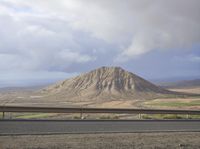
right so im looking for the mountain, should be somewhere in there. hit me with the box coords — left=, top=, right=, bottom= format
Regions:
left=159, top=79, right=200, bottom=89
left=41, top=66, right=179, bottom=101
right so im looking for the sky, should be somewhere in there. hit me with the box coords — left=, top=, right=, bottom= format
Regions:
left=0, top=0, right=200, bottom=87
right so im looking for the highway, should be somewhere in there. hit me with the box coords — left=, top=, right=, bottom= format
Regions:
left=0, top=120, right=200, bottom=135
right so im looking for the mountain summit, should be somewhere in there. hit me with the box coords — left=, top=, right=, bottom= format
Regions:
left=42, top=66, right=174, bottom=101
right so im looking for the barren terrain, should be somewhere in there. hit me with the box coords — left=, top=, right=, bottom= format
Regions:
left=0, top=132, right=200, bottom=149
left=0, top=87, right=199, bottom=110
left=0, top=67, right=199, bottom=110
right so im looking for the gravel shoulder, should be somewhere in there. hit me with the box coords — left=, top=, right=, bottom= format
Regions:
left=0, top=132, right=200, bottom=149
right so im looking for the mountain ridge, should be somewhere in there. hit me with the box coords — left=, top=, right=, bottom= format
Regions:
left=42, top=66, right=179, bottom=101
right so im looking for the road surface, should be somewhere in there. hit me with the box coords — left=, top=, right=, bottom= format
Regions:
left=0, top=120, right=200, bottom=135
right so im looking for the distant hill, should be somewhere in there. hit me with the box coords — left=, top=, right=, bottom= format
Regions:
left=159, top=79, right=200, bottom=89
left=0, top=85, right=48, bottom=93
left=42, top=66, right=181, bottom=101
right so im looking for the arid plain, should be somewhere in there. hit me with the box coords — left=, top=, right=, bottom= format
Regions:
left=0, top=67, right=199, bottom=120
left=0, top=67, right=200, bottom=149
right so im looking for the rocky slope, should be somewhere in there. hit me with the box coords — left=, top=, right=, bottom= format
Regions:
left=42, top=67, right=177, bottom=101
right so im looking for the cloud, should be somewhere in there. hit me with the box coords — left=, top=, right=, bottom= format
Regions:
left=188, top=54, right=200, bottom=62
left=58, top=49, right=95, bottom=63
left=4, top=0, right=199, bottom=61
left=0, top=0, right=199, bottom=76
left=189, top=55, right=200, bottom=62
left=0, top=1, right=97, bottom=72
left=174, top=54, right=200, bottom=63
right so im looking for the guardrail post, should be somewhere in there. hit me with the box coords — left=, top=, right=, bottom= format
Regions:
left=139, top=114, right=141, bottom=119
left=9, top=112, right=12, bottom=119
left=2, top=112, right=5, bottom=119
left=80, top=109, right=83, bottom=119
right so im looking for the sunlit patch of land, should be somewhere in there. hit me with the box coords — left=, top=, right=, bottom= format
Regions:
left=144, top=98, right=200, bottom=110
left=141, top=86, right=200, bottom=110
left=168, top=87, right=200, bottom=94
left=141, top=114, right=200, bottom=119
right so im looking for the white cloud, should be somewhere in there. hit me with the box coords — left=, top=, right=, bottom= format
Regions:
left=0, top=1, right=96, bottom=72
left=0, top=0, right=199, bottom=71
left=173, top=54, right=200, bottom=63
left=7, top=0, right=200, bottom=61
left=59, top=49, right=96, bottom=63
left=189, top=55, right=200, bottom=62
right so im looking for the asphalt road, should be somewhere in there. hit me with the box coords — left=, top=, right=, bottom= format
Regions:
left=0, top=120, right=200, bottom=135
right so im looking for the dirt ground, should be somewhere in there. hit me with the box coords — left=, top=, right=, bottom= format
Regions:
left=0, top=132, right=200, bottom=149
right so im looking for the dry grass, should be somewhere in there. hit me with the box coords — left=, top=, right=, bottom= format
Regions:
left=141, top=86, right=200, bottom=110
left=144, top=98, right=200, bottom=110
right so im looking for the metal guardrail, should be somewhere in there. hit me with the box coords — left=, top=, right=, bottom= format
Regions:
left=0, top=106, right=200, bottom=115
